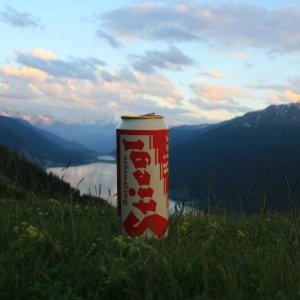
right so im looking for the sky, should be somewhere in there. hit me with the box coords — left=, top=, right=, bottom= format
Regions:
left=1, top=0, right=300, bottom=126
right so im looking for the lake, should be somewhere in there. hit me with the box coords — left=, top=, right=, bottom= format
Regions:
left=47, top=156, right=117, bottom=205
left=47, top=156, right=184, bottom=211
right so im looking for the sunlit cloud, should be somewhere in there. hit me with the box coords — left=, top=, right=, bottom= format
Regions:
left=0, top=48, right=185, bottom=124
left=201, top=70, right=227, bottom=79
left=0, top=82, right=9, bottom=91
left=191, top=83, right=243, bottom=102
left=284, top=90, right=300, bottom=103
left=189, top=81, right=249, bottom=113
left=190, top=97, right=250, bottom=113
left=31, top=48, right=56, bottom=60
left=2, top=66, right=47, bottom=81
left=16, top=50, right=105, bottom=80
left=215, top=52, right=252, bottom=59
left=180, top=111, right=225, bottom=122
left=266, top=91, right=281, bottom=104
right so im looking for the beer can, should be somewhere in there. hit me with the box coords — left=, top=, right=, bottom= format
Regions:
left=116, top=114, right=169, bottom=238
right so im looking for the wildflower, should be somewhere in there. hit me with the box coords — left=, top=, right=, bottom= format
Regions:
left=26, top=225, right=44, bottom=241
left=180, top=221, right=190, bottom=234
left=49, top=198, right=59, bottom=205
left=114, top=236, right=127, bottom=249
left=13, top=226, right=20, bottom=234
left=26, top=225, right=39, bottom=239
left=237, top=230, right=245, bottom=238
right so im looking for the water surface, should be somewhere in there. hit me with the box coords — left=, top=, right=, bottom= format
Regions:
left=47, top=156, right=191, bottom=211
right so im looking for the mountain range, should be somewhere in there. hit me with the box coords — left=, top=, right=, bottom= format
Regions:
left=170, top=103, right=300, bottom=211
left=0, top=116, right=100, bottom=167
left=37, top=122, right=116, bottom=153
left=2, top=103, right=300, bottom=211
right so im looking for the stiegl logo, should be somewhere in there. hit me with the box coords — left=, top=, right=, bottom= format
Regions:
left=122, top=138, right=168, bottom=237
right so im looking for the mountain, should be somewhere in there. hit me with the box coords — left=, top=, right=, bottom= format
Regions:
left=170, top=103, right=300, bottom=212
left=0, top=116, right=100, bottom=167
left=16, top=118, right=89, bottom=152
left=37, top=123, right=116, bottom=153
left=169, top=124, right=211, bottom=147
left=38, top=122, right=211, bottom=154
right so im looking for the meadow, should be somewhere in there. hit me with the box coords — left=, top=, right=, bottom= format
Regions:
left=1, top=196, right=300, bottom=300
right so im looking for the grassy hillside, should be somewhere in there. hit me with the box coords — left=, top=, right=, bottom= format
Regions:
left=1, top=145, right=300, bottom=299
left=1, top=199, right=300, bottom=299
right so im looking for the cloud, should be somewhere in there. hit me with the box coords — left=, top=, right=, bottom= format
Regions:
left=266, top=91, right=281, bottom=104
left=98, top=2, right=300, bottom=52
left=191, top=83, right=243, bottom=102
left=16, top=51, right=106, bottom=80
left=251, top=77, right=300, bottom=105
left=0, top=6, right=42, bottom=29
left=96, top=29, right=123, bottom=48
left=132, top=46, right=194, bottom=73
left=18, top=113, right=57, bottom=125
left=265, top=89, right=300, bottom=105
left=244, top=62, right=254, bottom=70
left=100, top=67, right=138, bottom=83
left=2, top=66, right=47, bottom=81
left=134, top=72, right=183, bottom=105
left=0, top=74, right=36, bottom=100
left=31, top=48, right=56, bottom=60
left=200, top=70, right=227, bottom=79
left=146, top=25, right=200, bottom=42
left=190, top=97, right=250, bottom=113
left=246, top=83, right=287, bottom=91
left=284, top=90, right=300, bottom=103
left=0, top=50, right=184, bottom=123
left=100, top=2, right=199, bottom=43
left=189, top=82, right=249, bottom=113
left=179, top=111, right=223, bottom=123
left=215, top=52, right=252, bottom=59
left=0, top=110, right=58, bottom=125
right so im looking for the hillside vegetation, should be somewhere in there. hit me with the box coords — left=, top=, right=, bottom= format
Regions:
left=0, top=145, right=103, bottom=203
left=1, top=146, right=300, bottom=299
left=1, top=198, right=300, bottom=299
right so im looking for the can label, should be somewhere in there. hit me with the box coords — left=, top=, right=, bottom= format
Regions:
left=117, top=129, right=168, bottom=237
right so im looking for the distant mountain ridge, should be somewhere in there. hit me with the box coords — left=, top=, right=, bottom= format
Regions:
left=38, top=121, right=214, bottom=153
left=169, top=124, right=210, bottom=147
left=37, top=123, right=117, bottom=153
left=0, top=116, right=100, bottom=167
left=170, top=103, right=300, bottom=211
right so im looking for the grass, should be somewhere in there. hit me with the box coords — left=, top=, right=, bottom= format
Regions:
left=1, top=197, right=300, bottom=300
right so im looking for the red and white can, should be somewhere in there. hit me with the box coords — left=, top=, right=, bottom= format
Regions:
left=116, top=114, right=169, bottom=238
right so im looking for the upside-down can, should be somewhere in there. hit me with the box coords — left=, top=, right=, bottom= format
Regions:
left=116, top=114, right=169, bottom=238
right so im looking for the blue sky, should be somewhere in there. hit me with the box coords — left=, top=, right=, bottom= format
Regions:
left=1, top=0, right=300, bottom=125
